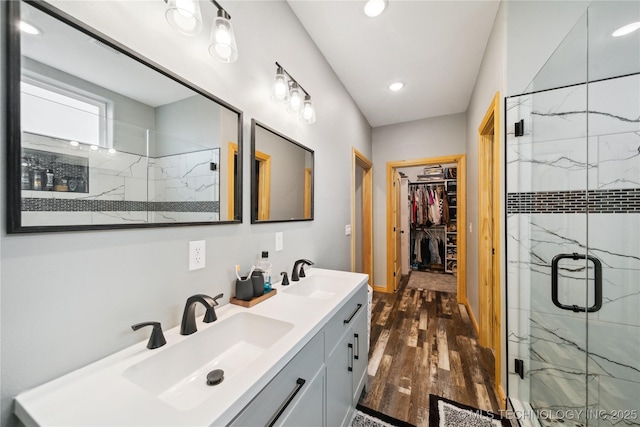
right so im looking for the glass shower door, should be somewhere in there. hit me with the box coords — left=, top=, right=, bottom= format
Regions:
left=585, top=3, right=640, bottom=426
left=507, top=3, right=640, bottom=426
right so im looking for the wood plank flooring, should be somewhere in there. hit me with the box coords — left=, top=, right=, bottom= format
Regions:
left=359, top=274, right=502, bottom=427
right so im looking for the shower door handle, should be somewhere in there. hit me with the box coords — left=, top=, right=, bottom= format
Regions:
left=551, top=253, right=602, bottom=313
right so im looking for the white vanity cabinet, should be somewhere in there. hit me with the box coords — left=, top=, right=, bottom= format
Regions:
left=229, top=283, right=368, bottom=427
left=326, top=286, right=369, bottom=427
left=228, top=332, right=325, bottom=427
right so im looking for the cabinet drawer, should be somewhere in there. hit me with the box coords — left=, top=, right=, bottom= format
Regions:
left=229, top=331, right=324, bottom=427
left=324, top=285, right=367, bottom=359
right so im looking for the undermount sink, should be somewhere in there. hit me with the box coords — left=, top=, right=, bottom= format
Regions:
left=282, top=275, right=349, bottom=300
left=122, top=312, right=294, bottom=411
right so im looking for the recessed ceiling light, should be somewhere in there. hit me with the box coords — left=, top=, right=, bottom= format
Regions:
left=612, top=21, right=640, bottom=37
left=19, top=20, right=41, bottom=35
left=69, top=141, right=80, bottom=147
left=389, top=82, right=404, bottom=91
left=364, top=0, right=387, bottom=18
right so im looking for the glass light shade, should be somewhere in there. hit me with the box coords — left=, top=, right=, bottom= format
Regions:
left=272, top=68, right=288, bottom=103
left=364, top=0, right=387, bottom=17
left=165, top=0, right=203, bottom=36
left=288, top=83, right=303, bottom=113
left=19, top=20, right=41, bottom=35
left=612, top=21, right=640, bottom=37
left=300, top=96, right=316, bottom=124
left=208, top=11, right=238, bottom=63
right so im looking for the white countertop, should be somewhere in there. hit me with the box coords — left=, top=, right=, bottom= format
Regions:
left=14, top=268, right=369, bottom=427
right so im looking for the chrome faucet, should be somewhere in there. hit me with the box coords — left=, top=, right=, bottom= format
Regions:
left=291, top=259, right=314, bottom=282
left=180, top=293, right=223, bottom=335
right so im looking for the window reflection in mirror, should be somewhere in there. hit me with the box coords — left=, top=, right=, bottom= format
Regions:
left=7, top=1, right=242, bottom=232
left=250, top=120, right=313, bottom=223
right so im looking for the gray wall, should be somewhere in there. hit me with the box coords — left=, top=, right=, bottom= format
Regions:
left=155, top=95, right=223, bottom=157
left=0, top=1, right=371, bottom=426
left=371, top=113, right=467, bottom=288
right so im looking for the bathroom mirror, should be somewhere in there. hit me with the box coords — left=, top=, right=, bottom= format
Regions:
left=250, top=120, right=313, bottom=223
left=5, top=1, right=243, bottom=233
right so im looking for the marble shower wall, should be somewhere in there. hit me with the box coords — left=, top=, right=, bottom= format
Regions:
left=21, top=134, right=220, bottom=226
left=506, top=74, right=640, bottom=427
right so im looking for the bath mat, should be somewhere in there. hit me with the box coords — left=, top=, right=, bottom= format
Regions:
left=406, top=271, right=456, bottom=293
left=351, top=404, right=416, bottom=427
left=429, top=395, right=511, bottom=427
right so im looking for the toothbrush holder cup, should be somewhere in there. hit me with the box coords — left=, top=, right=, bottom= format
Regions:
left=235, top=276, right=254, bottom=301
left=251, top=270, right=265, bottom=297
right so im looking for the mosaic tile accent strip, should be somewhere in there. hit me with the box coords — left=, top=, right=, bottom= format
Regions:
left=22, top=198, right=219, bottom=213
left=507, top=188, right=640, bottom=214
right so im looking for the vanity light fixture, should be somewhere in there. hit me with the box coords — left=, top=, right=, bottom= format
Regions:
left=271, top=62, right=316, bottom=124
left=208, top=6, right=238, bottom=63
left=288, top=82, right=303, bottom=113
left=272, top=66, right=288, bottom=103
left=165, top=0, right=203, bottom=36
left=165, top=0, right=238, bottom=63
left=19, top=20, right=41, bottom=35
left=364, top=0, right=387, bottom=18
left=300, top=95, right=316, bottom=124
left=612, top=21, right=640, bottom=37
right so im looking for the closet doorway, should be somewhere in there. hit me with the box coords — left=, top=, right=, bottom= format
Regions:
left=385, top=155, right=467, bottom=304
left=351, top=148, right=373, bottom=283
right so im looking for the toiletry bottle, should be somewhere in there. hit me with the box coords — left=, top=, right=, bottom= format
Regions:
left=21, top=157, right=31, bottom=190
left=44, top=168, right=54, bottom=191
left=257, top=251, right=272, bottom=293
left=31, top=160, right=42, bottom=191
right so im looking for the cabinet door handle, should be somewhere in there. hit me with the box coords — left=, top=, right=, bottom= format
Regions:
left=348, top=343, right=353, bottom=372
left=354, top=333, right=360, bottom=360
left=343, top=303, right=363, bottom=324
left=267, top=378, right=306, bottom=427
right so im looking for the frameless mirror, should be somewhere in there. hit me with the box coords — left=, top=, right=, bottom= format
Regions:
left=6, top=1, right=243, bottom=233
left=250, top=120, right=313, bottom=223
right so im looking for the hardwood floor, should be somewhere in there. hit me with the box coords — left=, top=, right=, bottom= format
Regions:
left=359, top=274, right=502, bottom=427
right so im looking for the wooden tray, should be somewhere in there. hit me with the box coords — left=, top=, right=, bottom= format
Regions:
left=230, top=289, right=277, bottom=308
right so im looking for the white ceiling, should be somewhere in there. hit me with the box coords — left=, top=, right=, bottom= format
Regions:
left=287, top=0, right=501, bottom=127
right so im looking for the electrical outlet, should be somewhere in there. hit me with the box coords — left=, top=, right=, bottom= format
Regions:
left=189, top=240, right=206, bottom=271
left=345, top=224, right=352, bottom=236
left=275, top=232, right=283, bottom=251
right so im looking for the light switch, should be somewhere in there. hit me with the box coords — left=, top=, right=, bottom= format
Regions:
left=275, top=232, right=283, bottom=251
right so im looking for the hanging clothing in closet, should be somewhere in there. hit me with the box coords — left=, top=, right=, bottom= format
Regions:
left=410, top=228, right=446, bottom=270
left=410, top=184, right=449, bottom=227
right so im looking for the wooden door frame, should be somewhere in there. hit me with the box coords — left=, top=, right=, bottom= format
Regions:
left=351, top=148, right=373, bottom=285
left=255, top=150, right=271, bottom=221
left=385, top=155, right=467, bottom=302
left=228, top=142, right=238, bottom=221
left=392, top=170, right=402, bottom=291
left=478, top=92, right=503, bottom=405
left=304, top=168, right=312, bottom=219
